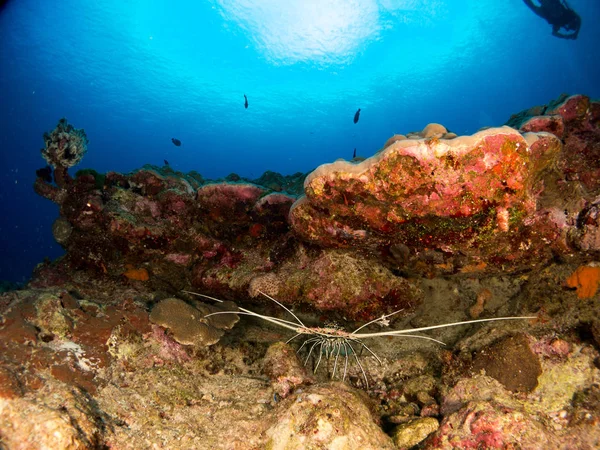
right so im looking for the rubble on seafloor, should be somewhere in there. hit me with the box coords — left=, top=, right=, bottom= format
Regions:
left=0, top=94, right=599, bottom=448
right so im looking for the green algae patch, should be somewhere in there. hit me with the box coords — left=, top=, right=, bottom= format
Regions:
left=526, top=346, right=597, bottom=414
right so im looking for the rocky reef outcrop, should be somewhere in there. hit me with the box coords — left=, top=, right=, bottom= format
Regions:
left=30, top=94, right=600, bottom=319
left=0, top=94, right=598, bottom=448
left=1, top=259, right=599, bottom=449
left=291, top=126, right=560, bottom=269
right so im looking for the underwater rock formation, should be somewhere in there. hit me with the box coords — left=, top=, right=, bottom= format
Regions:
left=5, top=93, right=598, bottom=449
left=507, top=94, right=600, bottom=195
left=1, top=269, right=598, bottom=449
left=30, top=95, right=600, bottom=319
left=290, top=124, right=563, bottom=273
left=32, top=160, right=418, bottom=319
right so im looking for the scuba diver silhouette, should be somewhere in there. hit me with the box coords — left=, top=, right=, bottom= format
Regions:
left=523, top=0, right=581, bottom=39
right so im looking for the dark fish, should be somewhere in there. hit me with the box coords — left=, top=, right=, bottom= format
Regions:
left=353, top=108, right=361, bottom=124
left=164, top=159, right=170, bottom=166
left=36, top=165, right=52, bottom=183
left=353, top=148, right=356, bottom=158
left=171, top=138, right=181, bottom=146
left=244, top=94, right=248, bottom=109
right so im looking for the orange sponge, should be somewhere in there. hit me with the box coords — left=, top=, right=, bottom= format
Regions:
left=566, top=265, right=600, bottom=299
left=123, top=267, right=149, bottom=281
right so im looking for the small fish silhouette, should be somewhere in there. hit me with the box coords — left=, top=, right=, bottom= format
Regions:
left=353, top=108, right=361, bottom=124
left=244, top=94, right=248, bottom=109
left=36, top=165, right=52, bottom=183
left=164, top=159, right=170, bottom=166
left=171, top=138, right=181, bottom=146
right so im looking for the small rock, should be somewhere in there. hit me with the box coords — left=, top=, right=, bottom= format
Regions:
left=262, top=342, right=314, bottom=397
left=264, top=382, right=394, bottom=449
left=471, top=333, right=541, bottom=393
left=33, top=293, right=74, bottom=338
left=391, top=417, right=439, bottom=449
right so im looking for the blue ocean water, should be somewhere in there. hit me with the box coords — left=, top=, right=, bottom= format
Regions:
left=0, top=0, right=599, bottom=284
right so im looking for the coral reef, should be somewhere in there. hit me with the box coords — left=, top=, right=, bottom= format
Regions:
left=32, top=160, right=418, bottom=319
left=41, top=118, right=88, bottom=169
left=10, top=93, right=599, bottom=447
left=1, top=256, right=598, bottom=448
left=290, top=124, right=562, bottom=273
left=29, top=94, right=600, bottom=319
left=507, top=94, right=600, bottom=197
left=34, top=118, right=89, bottom=208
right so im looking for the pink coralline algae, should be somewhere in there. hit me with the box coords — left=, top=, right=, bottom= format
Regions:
left=165, top=253, right=192, bottom=265
left=290, top=125, right=562, bottom=273
left=428, top=401, right=562, bottom=449
left=508, top=93, right=600, bottom=196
